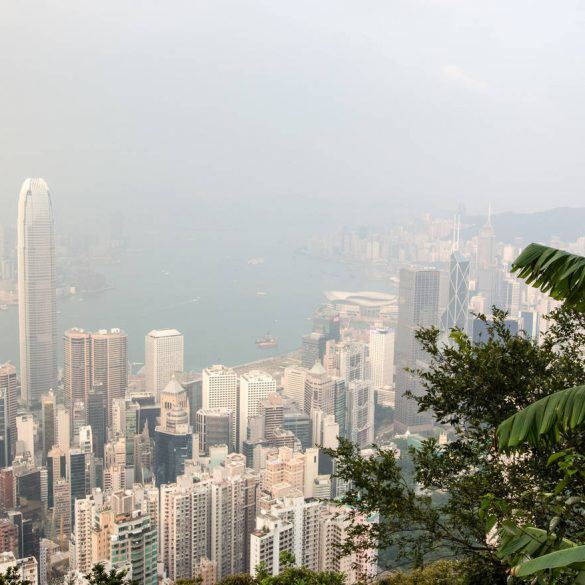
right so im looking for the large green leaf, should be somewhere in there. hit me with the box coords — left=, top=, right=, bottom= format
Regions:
left=511, top=545, right=585, bottom=577
left=498, top=524, right=575, bottom=559
left=497, top=385, right=585, bottom=450
left=511, top=243, right=585, bottom=311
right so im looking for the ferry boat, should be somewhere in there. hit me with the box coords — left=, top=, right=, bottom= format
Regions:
left=255, top=333, right=278, bottom=349
left=0, top=305, right=7, bottom=311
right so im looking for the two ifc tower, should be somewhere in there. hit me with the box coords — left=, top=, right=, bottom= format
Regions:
left=17, top=178, right=58, bottom=405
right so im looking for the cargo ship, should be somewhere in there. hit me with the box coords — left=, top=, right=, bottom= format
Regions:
left=255, top=333, right=278, bottom=349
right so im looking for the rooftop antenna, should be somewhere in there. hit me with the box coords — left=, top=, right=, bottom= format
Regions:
left=486, top=203, right=492, bottom=227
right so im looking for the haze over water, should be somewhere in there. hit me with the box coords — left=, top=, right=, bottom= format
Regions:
left=0, top=202, right=385, bottom=371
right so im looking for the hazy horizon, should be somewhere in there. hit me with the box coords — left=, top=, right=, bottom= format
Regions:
left=2, top=1, right=585, bottom=223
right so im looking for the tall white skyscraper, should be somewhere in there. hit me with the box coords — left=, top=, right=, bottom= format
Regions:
left=202, top=365, right=238, bottom=447
left=238, top=371, right=276, bottom=450
left=282, top=366, right=307, bottom=409
left=17, top=178, right=57, bottom=404
left=369, top=327, right=395, bottom=390
left=145, top=329, right=184, bottom=400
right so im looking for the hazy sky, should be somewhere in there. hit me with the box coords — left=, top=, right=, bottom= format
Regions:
left=1, top=1, right=585, bottom=225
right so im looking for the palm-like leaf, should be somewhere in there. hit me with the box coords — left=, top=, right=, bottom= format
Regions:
left=511, top=243, right=585, bottom=311
left=497, top=385, right=585, bottom=450
left=511, top=545, right=585, bottom=578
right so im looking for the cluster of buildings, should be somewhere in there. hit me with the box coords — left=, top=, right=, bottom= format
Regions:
left=0, top=179, right=378, bottom=585
left=0, top=179, right=567, bottom=585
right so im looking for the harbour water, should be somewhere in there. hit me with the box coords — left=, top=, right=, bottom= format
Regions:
left=0, top=214, right=386, bottom=372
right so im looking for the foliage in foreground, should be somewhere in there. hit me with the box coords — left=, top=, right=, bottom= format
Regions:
left=380, top=559, right=467, bottom=584
left=0, top=567, right=29, bottom=585
left=218, top=554, right=344, bottom=585
left=326, top=306, right=585, bottom=584
left=85, top=565, right=132, bottom=585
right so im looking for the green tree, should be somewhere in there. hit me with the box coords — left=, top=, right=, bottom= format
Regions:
left=0, top=567, right=30, bottom=585
left=327, top=305, right=585, bottom=584
left=381, top=560, right=466, bottom=584
left=482, top=243, right=585, bottom=583
left=85, top=564, right=132, bottom=585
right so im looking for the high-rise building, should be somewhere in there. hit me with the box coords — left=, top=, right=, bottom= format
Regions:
left=15, top=415, right=34, bottom=458
left=304, top=363, right=334, bottom=418
left=282, top=366, right=307, bottom=409
left=301, top=333, right=326, bottom=369
left=145, top=329, right=184, bottom=400
left=51, top=479, right=71, bottom=546
left=477, top=208, right=496, bottom=270
left=160, top=476, right=211, bottom=581
left=40, top=392, right=56, bottom=464
left=0, top=363, right=17, bottom=466
left=250, top=490, right=321, bottom=577
left=259, top=394, right=284, bottom=441
left=110, top=512, right=157, bottom=585
left=394, top=267, right=439, bottom=433
left=369, top=328, right=394, bottom=390
left=55, top=405, right=70, bottom=453
left=63, top=329, right=92, bottom=410
left=202, top=365, right=238, bottom=448
left=91, top=329, right=128, bottom=426
left=210, top=455, right=258, bottom=580
left=160, top=377, right=189, bottom=431
left=347, top=380, right=375, bottom=449
left=238, top=371, right=276, bottom=450
left=336, top=341, right=367, bottom=384
left=318, top=504, right=377, bottom=584
left=0, top=391, right=11, bottom=469
left=87, top=385, right=106, bottom=458
left=154, top=401, right=193, bottom=486
left=312, top=304, right=341, bottom=342
left=17, top=178, right=58, bottom=405
left=71, top=497, right=93, bottom=574
left=196, top=408, right=234, bottom=454
left=443, top=251, right=470, bottom=332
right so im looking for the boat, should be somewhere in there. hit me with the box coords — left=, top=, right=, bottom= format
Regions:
left=247, top=257, right=265, bottom=266
left=256, top=333, right=278, bottom=349
left=0, top=305, right=7, bottom=311
left=256, top=291, right=267, bottom=297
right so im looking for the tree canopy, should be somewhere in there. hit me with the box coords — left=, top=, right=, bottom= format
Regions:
left=327, top=306, right=585, bottom=584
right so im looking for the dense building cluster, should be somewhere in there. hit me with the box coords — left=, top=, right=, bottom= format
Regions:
left=0, top=180, right=568, bottom=585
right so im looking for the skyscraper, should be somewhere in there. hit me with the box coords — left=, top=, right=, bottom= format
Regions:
left=63, top=329, right=92, bottom=409
left=0, top=364, right=17, bottom=465
left=369, top=328, right=394, bottom=390
left=238, top=371, right=276, bottom=450
left=195, top=408, right=234, bottom=454
left=202, top=365, right=238, bottom=447
left=145, top=329, right=184, bottom=400
left=394, top=267, right=439, bottom=433
left=443, top=252, right=470, bottom=332
left=301, top=333, right=326, bottom=369
left=91, top=329, right=128, bottom=426
left=40, top=392, right=56, bottom=464
left=17, top=178, right=57, bottom=405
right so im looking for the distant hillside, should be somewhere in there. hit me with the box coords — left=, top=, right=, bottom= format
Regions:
left=463, top=207, right=585, bottom=244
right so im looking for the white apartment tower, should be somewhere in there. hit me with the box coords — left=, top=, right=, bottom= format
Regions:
left=281, top=366, right=307, bottom=410
left=238, top=371, right=276, bottom=450
left=202, top=365, right=238, bottom=448
left=17, top=178, right=58, bottom=405
left=369, top=327, right=394, bottom=390
left=145, top=329, right=184, bottom=400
